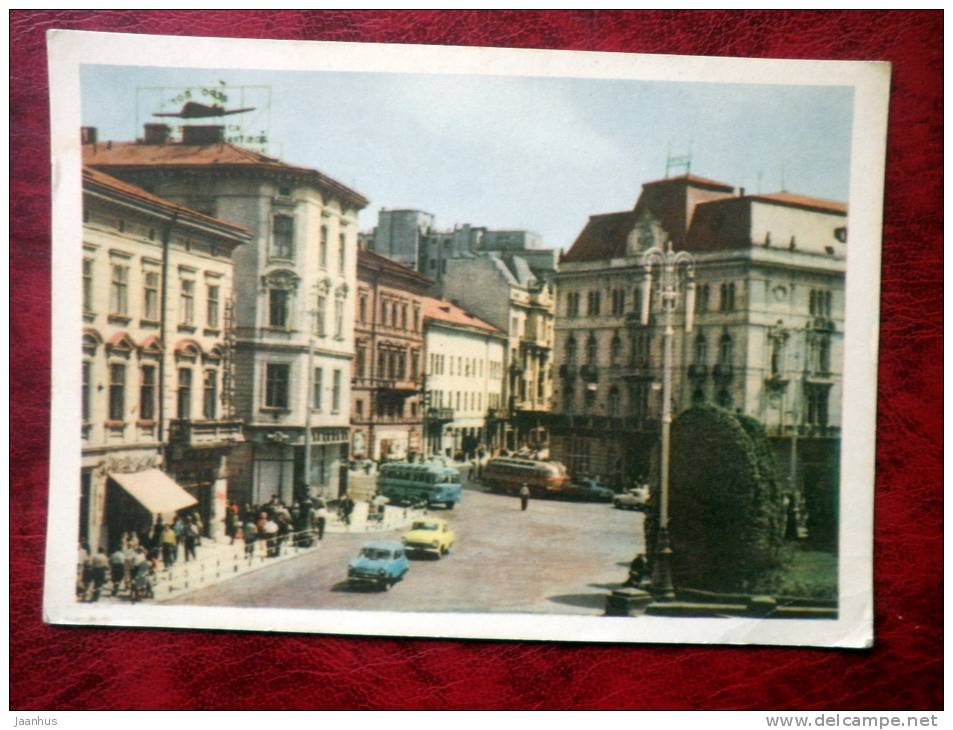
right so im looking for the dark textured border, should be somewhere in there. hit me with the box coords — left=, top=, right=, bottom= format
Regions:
left=11, top=10, right=941, bottom=710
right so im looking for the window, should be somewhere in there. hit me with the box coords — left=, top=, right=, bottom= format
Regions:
left=108, top=364, right=126, bottom=421
left=180, top=279, right=195, bottom=325
left=718, top=333, right=733, bottom=368
left=334, top=297, right=344, bottom=338
left=610, top=333, right=623, bottom=365
left=177, top=368, right=192, bottom=420
left=695, top=284, right=710, bottom=313
left=566, top=335, right=577, bottom=363
left=202, top=370, right=217, bottom=420
left=272, top=215, right=294, bottom=259
left=265, top=364, right=290, bottom=409
left=566, top=292, right=580, bottom=318
left=611, top=289, right=625, bottom=316
left=312, top=367, right=323, bottom=410
left=380, top=299, right=388, bottom=326
left=694, top=333, right=707, bottom=364
left=716, top=388, right=732, bottom=409
left=805, top=384, right=830, bottom=426
left=586, top=333, right=597, bottom=364
left=719, top=283, right=736, bottom=312
left=809, top=289, right=833, bottom=318
left=583, top=384, right=596, bottom=410
left=631, top=332, right=651, bottom=366
left=206, top=285, right=220, bottom=328
left=587, top=290, right=601, bottom=317
left=411, top=351, right=419, bottom=378
left=319, top=225, right=328, bottom=268
left=608, top=386, right=621, bottom=417
left=413, top=307, right=420, bottom=331
left=338, top=233, right=346, bottom=275
left=83, top=259, right=94, bottom=312
left=140, top=365, right=156, bottom=421
left=315, top=294, right=327, bottom=337
left=356, top=400, right=363, bottom=418
left=269, top=288, right=289, bottom=328
left=630, top=382, right=650, bottom=420
left=359, top=295, right=367, bottom=323
left=332, top=369, right=342, bottom=413
left=110, top=264, right=128, bottom=315
left=356, top=345, right=366, bottom=379
left=142, top=270, right=159, bottom=321
left=82, top=361, right=91, bottom=422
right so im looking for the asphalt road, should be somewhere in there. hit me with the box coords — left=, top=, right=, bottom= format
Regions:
left=173, top=481, right=646, bottom=616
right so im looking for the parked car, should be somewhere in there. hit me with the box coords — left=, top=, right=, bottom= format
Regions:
left=558, top=479, right=615, bottom=502
left=347, top=540, right=409, bottom=590
left=613, top=485, right=650, bottom=511
left=402, top=518, right=455, bottom=558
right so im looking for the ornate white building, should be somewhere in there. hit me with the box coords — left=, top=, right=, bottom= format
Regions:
left=84, top=124, right=368, bottom=504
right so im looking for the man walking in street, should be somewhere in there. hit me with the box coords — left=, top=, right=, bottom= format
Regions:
left=519, top=483, right=531, bottom=512
left=315, top=499, right=327, bottom=541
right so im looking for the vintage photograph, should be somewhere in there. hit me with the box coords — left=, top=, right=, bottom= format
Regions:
left=45, top=31, right=888, bottom=646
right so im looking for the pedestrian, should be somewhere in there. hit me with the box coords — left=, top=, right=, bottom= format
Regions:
left=161, top=523, right=177, bottom=568
left=90, top=548, right=110, bottom=602
left=192, top=512, right=204, bottom=546
left=626, top=554, right=647, bottom=587
left=315, top=500, right=327, bottom=541
left=130, top=548, right=152, bottom=602
left=225, top=502, right=239, bottom=545
left=184, top=517, right=198, bottom=562
left=264, top=516, right=279, bottom=557
left=109, top=546, right=126, bottom=596
left=77, top=542, right=90, bottom=599
left=243, top=518, right=257, bottom=559
left=519, top=483, right=530, bottom=511
left=172, top=515, right=185, bottom=553
left=151, top=517, right=165, bottom=551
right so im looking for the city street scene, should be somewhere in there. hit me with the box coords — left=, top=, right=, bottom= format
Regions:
left=66, top=51, right=853, bottom=631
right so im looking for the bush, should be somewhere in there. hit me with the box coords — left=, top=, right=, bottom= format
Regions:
left=667, top=405, right=787, bottom=592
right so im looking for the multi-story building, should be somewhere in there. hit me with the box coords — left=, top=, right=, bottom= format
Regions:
left=351, top=248, right=433, bottom=462
left=422, top=297, right=506, bottom=457
left=362, top=208, right=557, bottom=287
left=441, top=254, right=556, bottom=451
left=84, top=124, right=368, bottom=505
left=81, top=166, right=250, bottom=550
left=550, top=174, right=845, bottom=528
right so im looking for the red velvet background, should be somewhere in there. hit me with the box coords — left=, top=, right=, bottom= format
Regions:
left=10, top=11, right=942, bottom=710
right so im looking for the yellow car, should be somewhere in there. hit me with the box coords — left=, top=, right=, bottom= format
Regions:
left=401, top=518, right=455, bottom=558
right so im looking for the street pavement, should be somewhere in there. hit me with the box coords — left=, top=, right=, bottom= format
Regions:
left=171, top=480, right=646, bottom=616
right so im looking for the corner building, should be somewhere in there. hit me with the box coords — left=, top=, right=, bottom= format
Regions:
left=85, top=125, right=368, bottom=505
left=81, top=167, right=250, bottom=550
left=551, top=175, right=844, bottom=541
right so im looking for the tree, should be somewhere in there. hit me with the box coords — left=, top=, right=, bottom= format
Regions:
left=667, top=405, right=786, bottom=592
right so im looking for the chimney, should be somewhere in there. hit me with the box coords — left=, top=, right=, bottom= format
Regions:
left=143, top=123, right=171, bottom=145
left=182, top=125, right=225, bottom=145
left=80, top=127, right=97, bottom=145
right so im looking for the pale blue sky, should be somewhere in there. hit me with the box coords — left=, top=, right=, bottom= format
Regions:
left=81, top=65, right=853, bottom=250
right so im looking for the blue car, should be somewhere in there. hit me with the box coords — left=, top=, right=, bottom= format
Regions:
left=347, top=540, right=410, bottom=591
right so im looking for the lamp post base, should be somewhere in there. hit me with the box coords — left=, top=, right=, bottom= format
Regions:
left=651, top=528, right=676, bottom=602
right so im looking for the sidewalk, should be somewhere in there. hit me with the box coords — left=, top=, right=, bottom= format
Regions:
left=83, top=501, right=428, bottom=604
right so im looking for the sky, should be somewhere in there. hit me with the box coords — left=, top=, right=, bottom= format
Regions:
left=81, top=65, right=853, bottom=250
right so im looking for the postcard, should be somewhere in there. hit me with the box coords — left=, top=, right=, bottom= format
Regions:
left=44, top=29, right=889, bottom=647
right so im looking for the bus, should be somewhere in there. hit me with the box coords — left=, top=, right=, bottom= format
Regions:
left=377, top=461, right=463, bottom=510
left=481, top=457, right=570, bottom=497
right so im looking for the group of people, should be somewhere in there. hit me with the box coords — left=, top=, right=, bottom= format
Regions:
left=224, top=495, right=330, bottom=559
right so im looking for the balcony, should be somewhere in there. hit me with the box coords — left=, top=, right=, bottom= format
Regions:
left=618, top=364, right=656, bottom=381
left=168, top=419, right=244, bottom=448
left=375, top=376, right=423, bottom=395
left=426, top=407, right=455, bottom=422
left=764, top=373, right=790, bottom=391
left=804, top=370, right=834, bottom=385
left=580, top=363, right=599, bottom=383
left=558, top=363, right=577, bottom=381
left=712, top=363, right=734, bottom=382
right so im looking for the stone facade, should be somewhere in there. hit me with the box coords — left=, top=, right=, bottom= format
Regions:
left=351, top=248, right=432, bottom=462
left=421, top=298, right=506, bottom=456
left=85, top=130, right=368, bottom=505
left=551, top=175, right=845, bottom=532
left=81, top=167, right=249, bottom=550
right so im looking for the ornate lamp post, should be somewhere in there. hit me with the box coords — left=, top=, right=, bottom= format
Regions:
left=640, top=239, right=695, bottom=601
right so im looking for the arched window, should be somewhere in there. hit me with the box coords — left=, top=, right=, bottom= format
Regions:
left=607, top=386, right=621, bottom=417
left=716, top=388, right=732, bottom=409
left=694, top=333, right=707, bottom=364
left=718, top=333, right=733, bottom=366
left=586, top=333, right=597, bottom=364
left=610, top=332, right=623, bottom=365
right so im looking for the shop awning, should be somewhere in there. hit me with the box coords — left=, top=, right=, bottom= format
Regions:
left=108, top=469, right=198, bottom=515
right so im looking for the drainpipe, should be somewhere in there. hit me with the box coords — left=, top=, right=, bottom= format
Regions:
left=159, top=213, right=179, bottom=448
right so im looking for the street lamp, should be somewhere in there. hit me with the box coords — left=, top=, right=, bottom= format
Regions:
left=641, top=239, right=695, bottom=601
